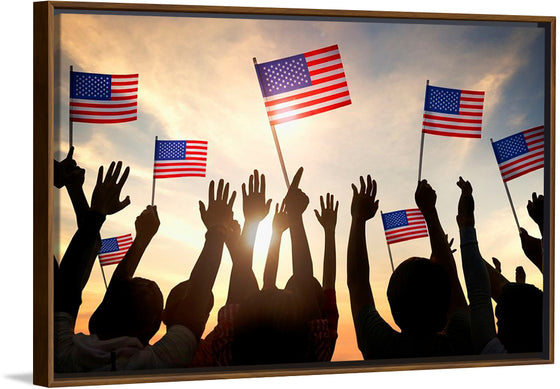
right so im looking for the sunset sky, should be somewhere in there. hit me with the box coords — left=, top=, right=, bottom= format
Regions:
left=52, top=8, right=546, bottom=362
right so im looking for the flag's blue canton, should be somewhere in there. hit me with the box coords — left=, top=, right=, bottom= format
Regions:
left=70, top=72, right=112, bottom=101
left=155, top=140, right=187, bottom=160
left=492, top=133, right=529, bottom=164
left=425, top=85, right=461, bottom=114
left=382, top=210, right=409, bottom=230
left=99, top=237, right=119, bottom=254
left=256, top=54, right=311, bottom=97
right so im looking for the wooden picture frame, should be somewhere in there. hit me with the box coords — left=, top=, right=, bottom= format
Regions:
left=34, top=1, right=555, bottom=386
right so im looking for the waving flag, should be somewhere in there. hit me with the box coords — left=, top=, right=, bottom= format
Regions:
left=422, top=84, right=485, bottom=138
left=382, top=209, right=428, bottom=245
left=98, top=234, right=133, bottom=266
left=153, top=140, right=208, bottom=179
left=492, top=125, right=545, bottom=182
left=70, top=70, right=138, bottom=124
left=254, top=44, right=351, bottom=126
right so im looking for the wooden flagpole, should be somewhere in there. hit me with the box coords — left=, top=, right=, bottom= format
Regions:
left=151, top=136, right=158, bottom=206
left=253, top=57, right=290, bottom=188
left=69, top=65, right=74, bottom=148
left=418, top=80, right=429, bottom=182
left=490, top=138, right=521, bottom=231
left=381, top=211, right=395, bottom=272
left=99, top=260, right=108, bottom=289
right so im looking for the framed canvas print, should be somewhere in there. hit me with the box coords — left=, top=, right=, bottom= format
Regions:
left=33, top=1, right=555, bottom=387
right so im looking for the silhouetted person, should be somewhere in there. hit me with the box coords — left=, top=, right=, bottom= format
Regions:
left=495, top=282, right=543, bottom=353
left=456, top=177, right=506, bottom=354
left=89, top=205, right=163, bottom=347
left=165, top=178, right=237, bottom=366
left=190, top=171, right=272, bottom=366
left=347, top=175, right=471, bottom=359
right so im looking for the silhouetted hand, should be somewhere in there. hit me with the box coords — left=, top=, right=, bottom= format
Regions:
left=54, top=147, right=85, bottom=189
left=527, top=192, right=544, bottom=232
left=199, top=179, right=236, bottom=230
left=519, top=227, right=543, bottom=271
left=456, top=176, right=475, bottom=228
left=225, top=219, right=242, bottom=251
left=351, top=175, right=378, bottom=222
left=492, top=257, right=502, bottom=273
left=272, top=201, right=289, bottom=234
left=135, top=205, right=160, bottom=242
left=315, top=193, right=339, bottom=233
left=515, top=266, right=526, bottom=284
left=284, top=167, right=309, bottom=217
left=415, top=179, right=437, bottom=214
left=90, top=161, right=131, bottom=216
left=242, top=170, right=272, bottom=223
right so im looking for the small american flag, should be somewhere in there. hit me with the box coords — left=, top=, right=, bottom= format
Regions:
left=70, top=70, right=138, bottom=124
left=382, top=209, right=428, bottom=245
left=422, top=84, right=485, bottom=138
left=153, top=140, right=208, bottom=179
left=98, top=234, right=133, bottom=266
left=492, top=125, right=545, bottom=182
left=254, top=44, right=351, bottom=126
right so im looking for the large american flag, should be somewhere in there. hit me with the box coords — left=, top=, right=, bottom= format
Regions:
left=153, top=140, right=208, bottom=179
left=492, top=125, right=545, bottom=182
left=381, top=208, right=428, bottom=245
left=422, top=84, right=485, bottom=138
left=98, top=234, right=133, bottom=266
left=254, top=44, right=351, bottom=126
left=70, top=70, right=138, bottom=124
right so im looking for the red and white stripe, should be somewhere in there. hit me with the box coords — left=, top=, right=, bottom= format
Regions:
left=263, top=45, right=351, bottom=126
left=98, top=234, right=133, bottom=267
left=153, top=140, right=208, bottom=179
left=384, top=209, right=429, bottom=245
left=70, top=74, right=138, bottom=124
left=422, top=89, right=485, bottom=138
left=498, top=125, right=545, bottom=182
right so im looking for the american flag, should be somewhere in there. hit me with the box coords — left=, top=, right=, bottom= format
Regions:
left=153, top=140, right=208, bottom=179
left=381, top=208, right=428, bottom=245
left=491, top=125, right=545, bottom=182
left=254, top=44, right=351, bottom=126
left=70, top=70, right=138, bottom=124
left=98, top=234, right=133, bottom=266
left=422, top=84, right=485, bottom=138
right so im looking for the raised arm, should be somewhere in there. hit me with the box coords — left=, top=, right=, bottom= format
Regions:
left=527, top=192, right=544, bottom=235
left=285, top=167, right=313, bottom=279
left=223, top=171, right=270, bottom=304
left=111, top=205, right=160, bottom=283
left=519, top=228, right=543, bottom=272
left=163, top=179, right=235, bottom=339
left=456, top=177, right=496, bottom=352
left=315, top=193, right=338, bottom=290
left=241, top=169, right=272, bottom=260
left=54, top=147, right=90, bottom=226
left=263, top=201, right=289, bottom=290
left=347, top=175, right=378, bottom=320
left=415, top=179, right=467, bottom=315
left=55, top=161, right=130, bottom=318
left=483, top=258, right=510, bottom=301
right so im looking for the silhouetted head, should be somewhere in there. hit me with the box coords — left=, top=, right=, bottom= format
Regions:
left=495, top=282, right=543, bottom=353
left=285, top=275, right=323, bottom=312
left=89, top=277, right=163, bottom=346
left=231, top=289, right=309, bottom=365
left=162, top=280, right=214, bottom=339
left=387, top=257, right=451, bottom=335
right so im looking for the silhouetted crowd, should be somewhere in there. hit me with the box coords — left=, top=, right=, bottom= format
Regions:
left=53, top=147, right=544, bottom=373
